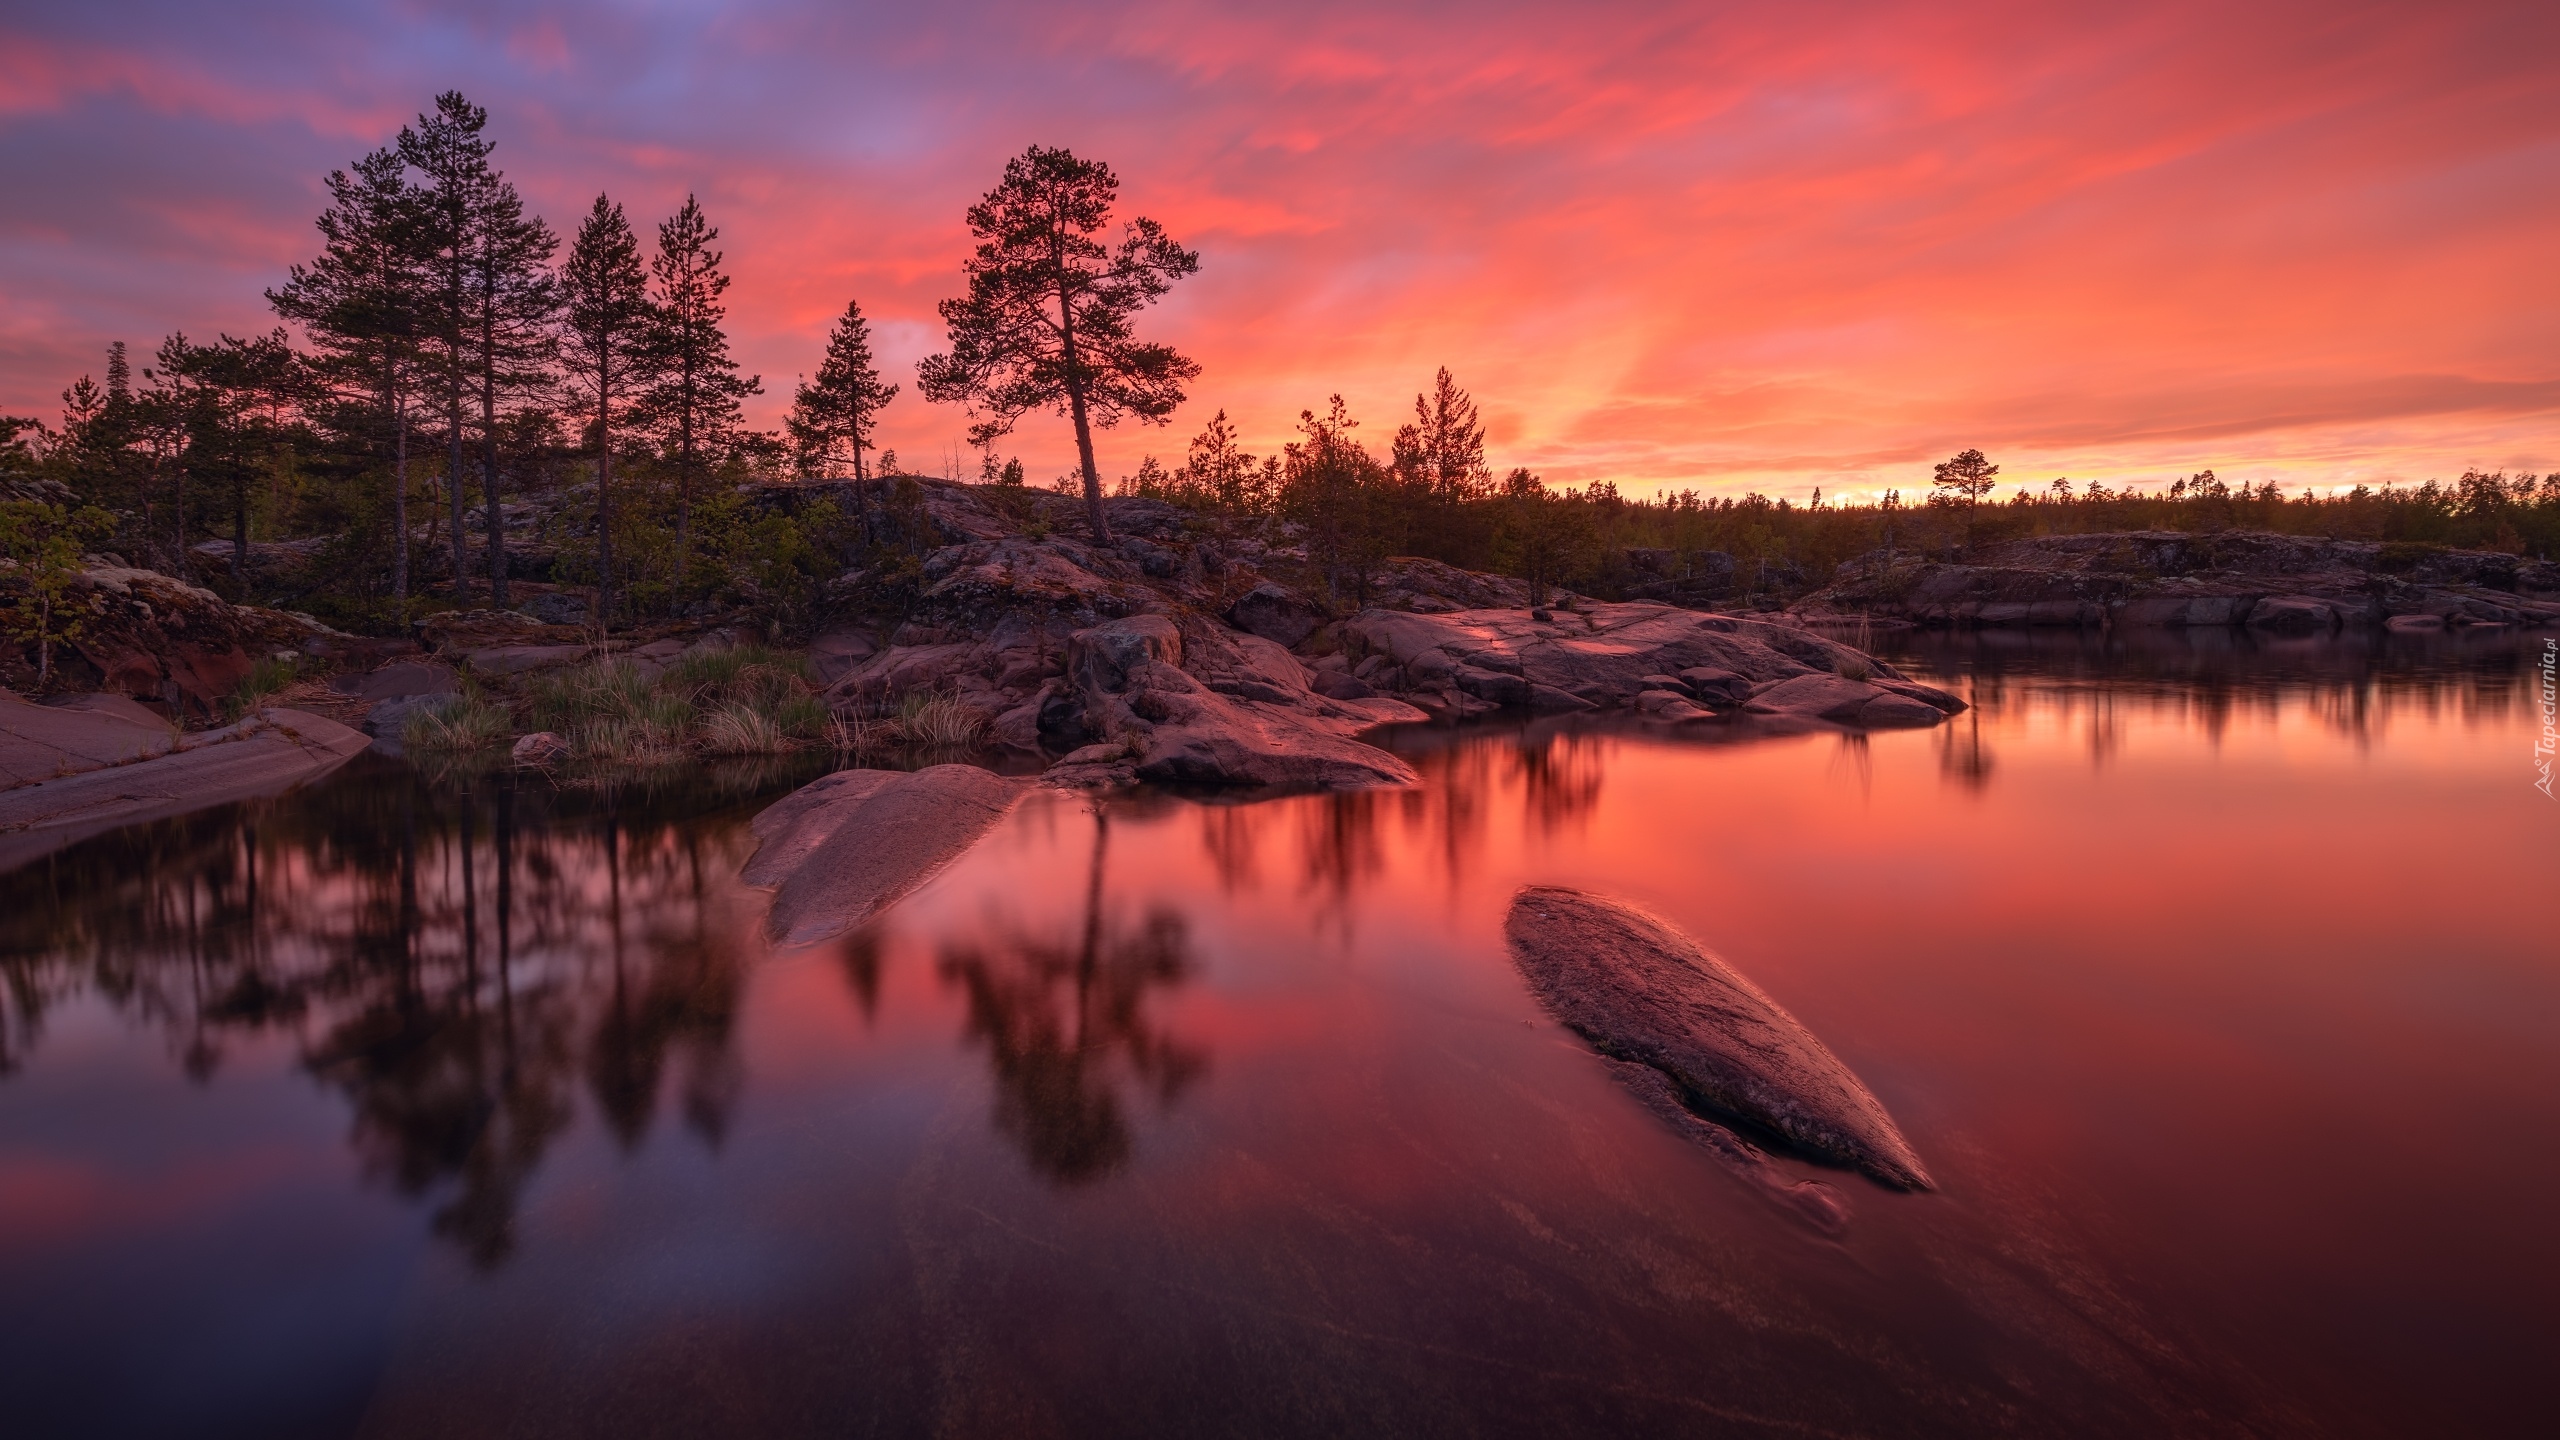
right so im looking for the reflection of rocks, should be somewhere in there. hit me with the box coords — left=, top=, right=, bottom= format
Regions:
left=746, top=764, right=1023, bottom=946
left=936, top=812, right=1206, bottom=1184
left=1505, top=886, right=1931, bottom=1191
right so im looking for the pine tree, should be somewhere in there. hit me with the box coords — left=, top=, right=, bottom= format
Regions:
left=1392, top=368, right=1490, bottom=503
left=642, top=195, right=760, bottom=579
left=402, top=92, right=497, bottom=599
left=270, top=145, right=427, bottom=611
left=560, top=194, right=657, bottom=631
left=461, top=160, right=558, bottom=608
left=917, top=146, right=1200, bottom=543
left=788, top=299, right=897, bottom=482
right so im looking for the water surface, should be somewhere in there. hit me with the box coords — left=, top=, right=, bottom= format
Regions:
left=3, top=630, right=2551, bottom=1437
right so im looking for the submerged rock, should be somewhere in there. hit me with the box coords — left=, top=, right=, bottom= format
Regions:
left=750, top=764, right=1023, bottom=947
left=1504, top=886, right=1932, bottom=1190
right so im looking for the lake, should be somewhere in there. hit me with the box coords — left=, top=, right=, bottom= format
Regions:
left=2, top=629, right=2550, bottom=1438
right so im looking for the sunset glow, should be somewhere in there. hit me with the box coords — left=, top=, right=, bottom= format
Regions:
left=3, top=0, right=2554, bottom=497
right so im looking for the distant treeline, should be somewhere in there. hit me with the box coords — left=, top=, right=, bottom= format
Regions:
left=1, top=90, right=2552, bottom=636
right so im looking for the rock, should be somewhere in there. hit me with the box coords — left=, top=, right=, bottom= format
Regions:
left=1227, top=582, right=1324, bottom=649
left=808, top=630, right=879, bottom=686
left=2246, top=594, right=2339, bottom=634
left=1743, top=672, right=1940, bottom=727
left=331, top=660, right=459, bottom=702
left=755, top=764, right=1023, bottom=946
left=1505, top=887, right=1931, bottom=1190
left=1633, top=688, right=1708, bottom=720
left=0, top=708, right=370, bottom=875
left=1, top=691, right=178, bottom=790
left=511, top=731, right=569, bottom=764
left=740, top=767, right=903, bottom=887
left=516, top=591, right=590, bottom=626
left=2385, top=613, right=2446, bottom=632
left=1341, top=603, right=1955, bottom=730
left=1602, top=1057, right=1850, bottom=1235
left=1048, top=615, right=1424, bottom=792
left=1678, top=667, right=1752, bottom=705
left=362, top=693, right=452, bottom=745
left=1312, top=672, right=1376, bottom=701
left=465, top=644, right=590, bottom=677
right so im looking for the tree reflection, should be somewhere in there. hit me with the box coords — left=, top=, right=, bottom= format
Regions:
left=936, top=808, right=1207, bottom=1184
left=0, top=755, right=791, bottom=1268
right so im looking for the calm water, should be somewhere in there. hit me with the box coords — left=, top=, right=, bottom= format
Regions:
left=2, top=631, right=2551, bottom=1438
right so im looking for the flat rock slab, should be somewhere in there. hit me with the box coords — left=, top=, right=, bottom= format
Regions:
left=0, top=707, right=370, bottom=875
left=752, top=764, right=1023, bottom=947
left=1, top=691, right=179, bottom=790
left=1505, top=886, right=1932, bottom=1190
left=331, top=660, right=459, bottom=702
left=465, top=645, right=591, bottom=676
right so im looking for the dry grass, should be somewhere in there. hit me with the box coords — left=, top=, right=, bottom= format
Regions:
left=896, top=691, right=989, bottom=748
left=403, top=690, right=512, bottom=752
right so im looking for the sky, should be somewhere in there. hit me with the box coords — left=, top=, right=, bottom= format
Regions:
left=2, top=0, right=2554, bottom=501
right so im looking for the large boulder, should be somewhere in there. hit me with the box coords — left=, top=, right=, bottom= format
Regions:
left=1042, top=615, right=1422, bottom=792
left=1340, top=602, right=1960, bottom=727
left=1504, top=886, right=1932, bottom=1190
left=752, top=764, right=1023, bottom=946
left=1227, top=582, right=1324, bottom=648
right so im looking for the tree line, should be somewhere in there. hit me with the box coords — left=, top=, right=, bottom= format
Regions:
left=5, top=91, right=2553, bottom=644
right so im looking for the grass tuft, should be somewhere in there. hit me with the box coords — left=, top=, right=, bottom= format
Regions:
left=404, top=690, right=512, bottom=752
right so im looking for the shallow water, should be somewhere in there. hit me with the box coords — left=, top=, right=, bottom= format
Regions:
left=2, top=630, right=2551, bottom=1438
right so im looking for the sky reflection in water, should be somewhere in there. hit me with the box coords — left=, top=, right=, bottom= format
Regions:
left=0, top=630, right=2551, bottom=1438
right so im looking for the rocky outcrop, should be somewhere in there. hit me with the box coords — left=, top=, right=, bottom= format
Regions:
left=1039, top=615, right=1425, bottom=791
left=750, top=764, right=1024, bottom=947
left=1505, top=886, right=1932, bottom=1190
left=1341, top=603, right=1963, bottom=728
left=3, top=563, right=350, bottom=715
left=1798, top=531, right=2560, bottom=630
left=0, top=705, right=370, bottom=874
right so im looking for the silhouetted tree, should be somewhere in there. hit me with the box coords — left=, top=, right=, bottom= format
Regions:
left=1280, top=396, right=1393, bottom=607
left=788, top=299, right=897, bottom=483
left=641, top=195, right=760, bottom=579
left=918, top=145, right=1200, bottom=543
left=401, top=92, right=498, bottom=597
left=1932, top=448, right=2000, bottom=511
left=270, top=146, right=428, bottom=612
left=560, top=194, right=657, bottom=629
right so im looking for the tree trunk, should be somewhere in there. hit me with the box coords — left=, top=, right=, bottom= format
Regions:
left=1066, top=379, right=1110, bottom=545
left=481, top=304, right=508, bottom=609
left=231, top=474, right=248, bottom=590
left=674, top=358, right=694, bottom=583
left=597, top=379, right=614, bottom=636
left=1056, top=266, right=1112, bottom=544
left=390, top=360, right=409, bottom=614
left=448, top=388, right=468, bottom=600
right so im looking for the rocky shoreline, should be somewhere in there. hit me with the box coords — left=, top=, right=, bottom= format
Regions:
left=1793, top=530, right=2560, bottom=633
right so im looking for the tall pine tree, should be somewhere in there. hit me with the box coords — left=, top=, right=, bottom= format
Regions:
left=401, top=92, right=496, bottom=598
left=642, top=195, right=759, bottom=579
left=560, top=194, right=657, bottom=630
left=269, top=146, right=426, bottom=611
left=788, top=299, right=897, bottom=482
left=917, top=146, right=1199, bottom=544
